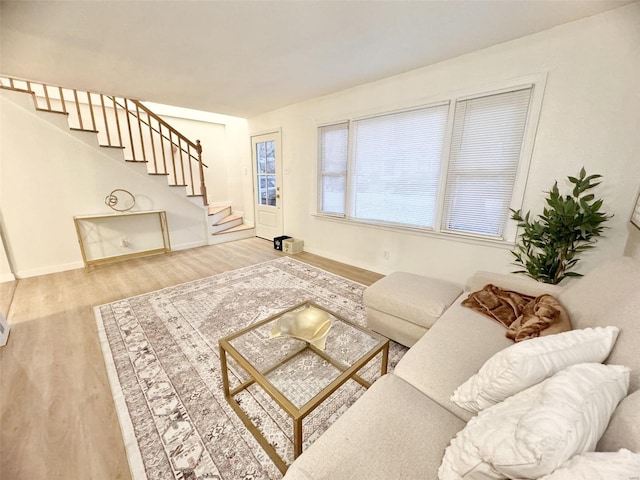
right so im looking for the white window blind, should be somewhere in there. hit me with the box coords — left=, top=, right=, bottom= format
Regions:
left=442, top=87, right=533, bottom=238
left=318, top=122, right=349, bottom=215
left=350, top=104, right=449, bottom=228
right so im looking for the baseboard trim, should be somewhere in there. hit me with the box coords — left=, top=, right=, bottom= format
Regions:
left=15, top=261, right=85, bottom=279
left=172, top=240, right=207, bottom=251
left=302, top=246, right=386, bottom=277
left=12, top=242, right=205, bottom=278
left=0, top=273, right=16, bottom=283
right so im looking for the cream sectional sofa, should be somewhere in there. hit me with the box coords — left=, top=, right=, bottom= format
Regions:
left=283, top=256, right=640, bottom=479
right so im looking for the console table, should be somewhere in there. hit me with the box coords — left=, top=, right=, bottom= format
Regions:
left=73, top=210, right=171, bottom=270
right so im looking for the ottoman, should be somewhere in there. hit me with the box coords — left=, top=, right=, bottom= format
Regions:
left=363, top=272, right=462, bottom=347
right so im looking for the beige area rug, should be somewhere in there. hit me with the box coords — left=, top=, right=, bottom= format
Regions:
left=95, top=257, right=407, bottom=480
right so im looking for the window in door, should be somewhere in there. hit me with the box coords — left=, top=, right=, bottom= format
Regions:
left=256, top=140, right=276, bottom=207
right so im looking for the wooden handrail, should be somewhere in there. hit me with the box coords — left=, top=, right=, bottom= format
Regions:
left=0, top=74, right=209, bottom=205
left=110, top=97, right=207, bottom=168
left=131, top=100, right=196, bottom=150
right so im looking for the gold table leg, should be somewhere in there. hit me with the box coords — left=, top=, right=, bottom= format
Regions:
left=381, top=342, right=389, bottom=375
left=293, top=418, right=303, bottom=459
left=219, top=345, right=230, bottom=396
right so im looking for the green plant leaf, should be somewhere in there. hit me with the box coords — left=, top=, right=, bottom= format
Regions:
left=510, top=168, right=610, bottom=285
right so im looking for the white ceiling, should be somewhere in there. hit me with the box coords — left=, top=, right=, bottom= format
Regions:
left=0, top=1, right=633, bottom=118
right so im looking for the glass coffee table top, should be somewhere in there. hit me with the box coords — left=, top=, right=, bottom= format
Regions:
left=226, top=302, right=383, bottom=408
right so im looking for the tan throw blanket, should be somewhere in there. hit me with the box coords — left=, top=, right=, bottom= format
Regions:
left=462, top=284, right=571, bottom=342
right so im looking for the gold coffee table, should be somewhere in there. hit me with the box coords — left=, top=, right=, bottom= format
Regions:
left=219, top=301, right=389, bottom=473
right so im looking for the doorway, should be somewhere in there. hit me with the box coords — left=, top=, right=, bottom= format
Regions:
left=251, top=131, right=283, bottom=240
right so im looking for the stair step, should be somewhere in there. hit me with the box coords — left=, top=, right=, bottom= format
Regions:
left=70, top=127, right=99, bottom=133
left=208, top=205, right=231, bottom=216
left=217, top=213, right=242, bottom=225
left=99, top=144, right=126, bottom=150
left=36, top=107, right=68, bottom=116
left=209, top=224, right=255, bottom=245
left=211, top=214, right=243, bottom=234
left=207, top=205, right=232, bottom=224
left=0, top=85, right=31, bottom=94
left=214, top=223, right=254, bottom=234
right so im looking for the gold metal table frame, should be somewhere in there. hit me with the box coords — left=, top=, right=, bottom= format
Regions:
left=73, top=210, right=171, bottom=270
left=218, top=301, right=389, bottom=473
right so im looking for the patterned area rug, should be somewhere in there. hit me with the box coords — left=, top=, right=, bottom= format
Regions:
left=95, top=257, right=407, bottom=480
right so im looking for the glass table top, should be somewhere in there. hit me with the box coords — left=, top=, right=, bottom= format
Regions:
left=224, top=301, right=385, bottom=409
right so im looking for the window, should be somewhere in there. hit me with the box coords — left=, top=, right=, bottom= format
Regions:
left=350, top=104, right=449, bottom=228
left=256, top=140, right=277, bottom=206
left=318, top=123, right=348, bottom=215
left=442, top=87, right=533, bottom=237
left=318, top=82, right=538, bottom=242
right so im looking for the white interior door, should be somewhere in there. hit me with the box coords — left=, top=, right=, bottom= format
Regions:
left=252, top=132, right=283, bottom=240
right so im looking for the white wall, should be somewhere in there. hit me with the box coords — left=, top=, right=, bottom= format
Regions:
left=247, top=4, right=640, bottom=284
left=0, top=90, right=209, bottom=278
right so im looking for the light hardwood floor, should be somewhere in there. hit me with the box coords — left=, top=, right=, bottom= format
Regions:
left=0, top=238, right=383, bottom=480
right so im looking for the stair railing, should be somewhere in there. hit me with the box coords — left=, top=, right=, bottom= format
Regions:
left=0, top=75, right=208, bottom=205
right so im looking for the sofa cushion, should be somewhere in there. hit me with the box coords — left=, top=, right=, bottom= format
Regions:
left=363, top=272, right=462, bottom=329
left=365, top=307, right=428, bottom=347
left=538, top=449, right=640, bottom=480
left=451, top=326, right=620, bottom=413
left=394, top=297, right=513, bottom=422
left=438, top=363, right=630, bottom=480
left=283, top=374, right=465, bottom=480
left=597, top=388, right=640, bottom=453
left=558, top=257, right=640, bottom=392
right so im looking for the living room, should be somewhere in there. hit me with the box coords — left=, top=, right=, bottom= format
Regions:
left=1, top=1, right=640, bottom=479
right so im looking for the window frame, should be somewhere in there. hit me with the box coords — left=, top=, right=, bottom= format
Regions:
left=439, top=85, right=536, bottom=239
left=348, top=101, right=450, bottom=228
left=315, top=74, right=547, bottom=244
left=317, top=122, right=350, bottom=216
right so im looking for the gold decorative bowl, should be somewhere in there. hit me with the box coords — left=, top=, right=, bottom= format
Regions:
left=269, top=305, right=334, bottom=350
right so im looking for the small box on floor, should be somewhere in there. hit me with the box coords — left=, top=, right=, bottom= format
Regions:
left=283, top=238, right=304, bottom=254
left=273, top=235, right=291, bottom=251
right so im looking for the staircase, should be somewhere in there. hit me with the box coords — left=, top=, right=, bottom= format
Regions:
left=0, top=75, right=253, bottom=244
left=208, top=205, right=254, bottom=239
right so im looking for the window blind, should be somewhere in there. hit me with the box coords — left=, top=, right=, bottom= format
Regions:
left=318, top=122, right=349, bottom=215
left=350, top=104, right=449, bottom=228
left=442, top=87, right=533, bottom=237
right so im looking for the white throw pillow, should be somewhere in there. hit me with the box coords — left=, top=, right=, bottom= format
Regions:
left=451, top=326, right=619, bottom=413
left=438, top=363, right=630, bottom=480
left=538, top=449, right=640, bottom=480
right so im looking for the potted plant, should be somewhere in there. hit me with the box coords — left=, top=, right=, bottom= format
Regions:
left=510, top=168, right=612, bottom=285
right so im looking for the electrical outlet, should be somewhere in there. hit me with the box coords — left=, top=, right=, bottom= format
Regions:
left=120, top=238, right=129, bottom=248
left=383, top=250, right=389, bottom=260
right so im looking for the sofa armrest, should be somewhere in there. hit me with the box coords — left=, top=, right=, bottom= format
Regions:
left=465, top=271, right=565, bottom=297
